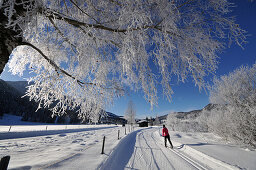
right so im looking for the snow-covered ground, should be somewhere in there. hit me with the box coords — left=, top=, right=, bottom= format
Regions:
left=169, top=131, right=256, bottom=170
left=0, top=114, right=123, bottom=169
left=1, top=114, right=256, bottom=170
left=100, top=127, right=204, bottom=170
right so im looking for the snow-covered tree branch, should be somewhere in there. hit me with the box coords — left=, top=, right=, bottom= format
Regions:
left=0, top=0, right=247, bottom=119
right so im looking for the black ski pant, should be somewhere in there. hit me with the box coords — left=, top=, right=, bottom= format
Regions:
left=164, top=135, right=173, bottom=148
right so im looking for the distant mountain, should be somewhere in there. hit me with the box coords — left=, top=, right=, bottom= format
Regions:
left=158, top=114, right=167, bottom=122
left=157, top=103, right=218, bottom=122
left=105, top=112, right=123, bottom=118
left=0, top=79, right=22, bottom=97
left=155, top=104, right=219, bottom=132
left=202, top=103, right=218, bottom=111
left=99, top=111, right=127, bottom=125
left=1, top=79, right=125, bottom=124
left=0, top=79, right=24, bottom=115
left=6, top=81, right=30, bottom=94
left=0, top=79, right=54, bottom=123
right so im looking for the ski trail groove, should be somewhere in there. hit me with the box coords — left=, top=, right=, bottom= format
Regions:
left=141, top=132, right=161, bottom=170
left=134, top=132, right=156, bottom=169
left=171, top=148, right=208, bottom=170
left=101, top=128, right=211, bottom=170
left=149, top=132, right=176, bottom=169
left=152, top=128, right=209, bottom=170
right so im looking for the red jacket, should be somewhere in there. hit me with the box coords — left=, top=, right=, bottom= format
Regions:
left=162, top=127, right=169, bottom=137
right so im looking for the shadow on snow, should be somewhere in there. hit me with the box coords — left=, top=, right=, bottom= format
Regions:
left=98, top=128, right=149, bottom=170
left=0, top=126, right=117, bottom=140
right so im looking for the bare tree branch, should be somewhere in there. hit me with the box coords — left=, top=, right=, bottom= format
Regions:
left=69, top=0, right=100, bottom=24
left=42, top=7, right=180, bottom=37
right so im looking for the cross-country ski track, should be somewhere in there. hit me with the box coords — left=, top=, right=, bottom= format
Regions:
left=99, top=127, right=239, bottom=170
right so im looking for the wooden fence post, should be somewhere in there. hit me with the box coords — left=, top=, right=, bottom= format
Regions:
left=101, top=136, right=106, bottom=154
left=118, top=130, right=120, bottom=140
left=125, top=127, right=126, bottom=135
left=0, top=156, right=10, bottom=170
left=8, top=126, right=11, bottom=132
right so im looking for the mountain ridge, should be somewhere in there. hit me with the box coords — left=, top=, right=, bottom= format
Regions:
left=158, top=103, right=217, bottom=122
left=0, top=79, right=124, bottom=124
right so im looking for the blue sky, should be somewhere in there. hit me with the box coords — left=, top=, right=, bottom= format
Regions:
left=1, top=0, right=256, bottom=119
left=108, top=0, right=256, bottom=118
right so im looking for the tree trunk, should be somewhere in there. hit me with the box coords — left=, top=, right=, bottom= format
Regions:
left=0, top=0, right=31, bottom=75
left=0, top=25, right=23, bottom=74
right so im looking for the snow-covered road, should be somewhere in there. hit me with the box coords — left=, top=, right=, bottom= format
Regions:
left=100, top=127, right=210, bottom=170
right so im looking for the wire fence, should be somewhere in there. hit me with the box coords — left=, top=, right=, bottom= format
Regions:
left=0, top=124, right=117, bottom=133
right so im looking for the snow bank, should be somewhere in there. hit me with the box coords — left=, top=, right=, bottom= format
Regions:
left=172, top=141, right=240, bottom=170
left=169, top=131, right=256, bottom=170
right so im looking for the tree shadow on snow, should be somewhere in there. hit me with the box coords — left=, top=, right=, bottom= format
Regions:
left=186, top=142, right=213, bottom=146
left=0, top=126, right=117, bottom=140
left=10, top=166, right=32, bottom=170
left=173, top=133, right=182, bottom=138
left=176, top=144, right=185, bottom=149
left=44, top=153, right=82, bottom=169
left=176, top=142, right=213, bottom=149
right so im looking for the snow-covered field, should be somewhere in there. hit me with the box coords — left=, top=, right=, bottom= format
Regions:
left=0, top=126, right=122, bottom=169
left=1, top=114, right=256, bottom=170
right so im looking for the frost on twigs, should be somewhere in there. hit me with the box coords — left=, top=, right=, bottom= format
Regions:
left=2, top=0, right=246, bottom=120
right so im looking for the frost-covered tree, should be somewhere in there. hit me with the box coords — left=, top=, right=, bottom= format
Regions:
left=0, top=0, right=246, bottom=119
left=208, top=63, right=256, bottom=147
left=125, top=100, right=136, bottom=125
left=210, top=64, right=256, bottom=108
left=154, top=115, right=160, bottom=125
left=167, top=112, right=179, bottom=131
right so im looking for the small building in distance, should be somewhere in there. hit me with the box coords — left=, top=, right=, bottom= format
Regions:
left=137, top=120, right=148, bottom=127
